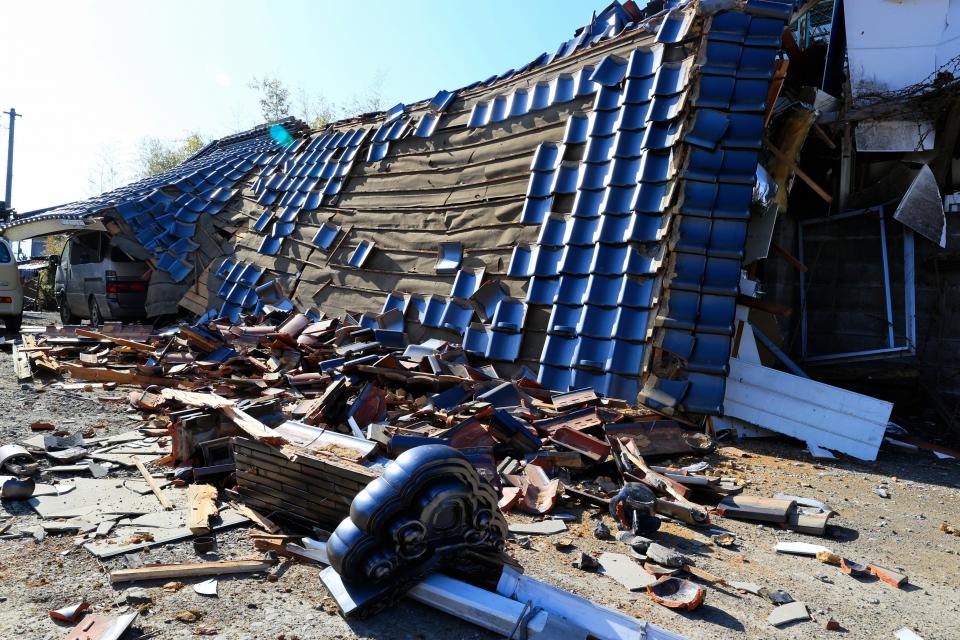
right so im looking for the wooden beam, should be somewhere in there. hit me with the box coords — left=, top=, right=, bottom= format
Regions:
left=771, top=242, right=808, bottom=272
left=74, top=328, right=156, bottom=353
left=178, top=326, right=223, bottom=352
left=61, top=364, right=179, bottom=388
left=159, top=388, right=234, bottom=408
left=764, top=59, right=790, bottom=129
left=222, top=405, right=286, bottom=446
left=893, top=434, right=960, bottom=459
left=23, top=335, right=60, bottom=373
left=791, top=0, right=820, bottom=23
left=764, top=137, right=833, bottom=204
left=736, top=294, right=793, bottom=317
left=234, top=503, right=281, bottom=534
left=155, top=389, right=284, bottom=445
left=110, top=559, right=273, bottom=583
left=188, top=484, right=219, bottom=535
left=133, top=457, right=173, bottom=511
left=811, top=123, right=837, bottom=150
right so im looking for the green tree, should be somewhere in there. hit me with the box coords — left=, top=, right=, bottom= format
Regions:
left=296, top=86, right=338, bottom=129
left=249, top=75, right=385, bottom=130
left=344, top=70, right=386, bottom=116
left=249, top=76, right=291, bottom=123
left=138, top=133, right=205, bottom=177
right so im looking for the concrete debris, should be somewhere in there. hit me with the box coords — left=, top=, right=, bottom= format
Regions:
left=645, top=543, right=686, bottom=568
left=728, top=581, right=762, bottom=595
left=573, top=552, right=600, bottom=572
left=767, top=601, right=810, bottom=627
left=598, top=552, right=658, bottom=591
left=508, top=520, right=566, bottom=535
left=0, top=475, right=35, bottom=499
left=193, top=579, right=218, bottom=596
left=124, top=588, right=152, bottom=605
left=760, top=588, right=795, bottom=606
left=712, top=533, right=737, bottom=547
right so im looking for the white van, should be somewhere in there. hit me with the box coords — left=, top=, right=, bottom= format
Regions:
left=0, top=236, right=23, bottom=332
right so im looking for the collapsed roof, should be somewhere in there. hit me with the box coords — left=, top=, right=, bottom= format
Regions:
left=0, top=0, right=798, bottom=414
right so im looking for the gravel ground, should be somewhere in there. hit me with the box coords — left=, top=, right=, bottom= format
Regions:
left=0, top=311, right=958, bottom=640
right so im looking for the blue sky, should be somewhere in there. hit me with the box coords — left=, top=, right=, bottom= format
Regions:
left=4, top=0, right=614, bottom=214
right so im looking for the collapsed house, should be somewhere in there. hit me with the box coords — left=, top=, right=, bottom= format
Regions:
left=3, top=0, right=960, bottom=636
left=12, top=0, right=959, bottom=459
left=4, top=0, right=797, bottom=413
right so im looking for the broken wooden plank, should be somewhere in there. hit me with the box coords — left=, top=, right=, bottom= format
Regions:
left=159, top=388, right=234, bottom=408
left=61, top=364, right=179, bottom=388
left=234, top=503, right=281, bottom=534
left=133, top=457, right=173, bottom=511
left=764, top=136, right=833, bottom=203
left=156, top=389, right=284, bottom=445
left=74, top=328, right=156, bottom=353
left=222, top=405, right=286, bottom=446
left=12, top=343, right=32, bottom=381
left=188, top=484, right=218, bottom=535
left=110, top=559, right=272, bottom=583
left=771, top=241, right=808, bottom=273
left=23, top=334, right=60, bottom=373
left=178, top=326, right=223, bottom=352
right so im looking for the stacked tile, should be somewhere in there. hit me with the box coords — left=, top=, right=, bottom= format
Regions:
left=639, top=1, right=792, bottom=413
left=8, top=1, right=798, bottom=419
left=507, top=0, right=793, bottom=411
left=107, top=121, right=306, bottom=283
left=249, top=127, right=369, bottom=257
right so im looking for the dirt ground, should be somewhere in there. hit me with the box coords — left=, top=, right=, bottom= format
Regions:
left=0, top=311, right=958, bottom=640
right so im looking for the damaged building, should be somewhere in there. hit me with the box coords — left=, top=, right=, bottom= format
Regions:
left=1, top=0, right=959, bottom=637
left=5, top=0, right=956, bottom=430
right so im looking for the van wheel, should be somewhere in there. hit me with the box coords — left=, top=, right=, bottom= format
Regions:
left=88, top=298, right=103, bottom=326
left=3, top=315, right=21, bottom=333
left=59, top=296, right=76, bottom=325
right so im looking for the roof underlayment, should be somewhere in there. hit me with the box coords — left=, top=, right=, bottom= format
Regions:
left=0, top=0, right=796, bottom=415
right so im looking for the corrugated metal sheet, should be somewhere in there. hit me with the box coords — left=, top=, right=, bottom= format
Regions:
left=723, top=357, right=892, bottom=460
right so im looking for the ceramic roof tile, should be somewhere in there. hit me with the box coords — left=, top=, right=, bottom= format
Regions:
left=9, top=2, right=793, bottom=417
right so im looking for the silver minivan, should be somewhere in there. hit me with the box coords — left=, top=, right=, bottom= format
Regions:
left=55, top=231, right=149, bottom=324
left=0, top=236, right=24, bottom=332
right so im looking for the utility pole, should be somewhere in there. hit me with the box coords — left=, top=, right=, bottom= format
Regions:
left=3, top=108, right=22, bottom=217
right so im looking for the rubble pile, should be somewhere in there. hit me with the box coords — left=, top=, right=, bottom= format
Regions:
left=0, top=309, right=936, bottom=638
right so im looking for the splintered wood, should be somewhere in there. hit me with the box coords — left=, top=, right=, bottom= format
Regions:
left=134, top=457, right=173, bottom=510
left=188, top=484, right=219, bottom=535
left=110, top=560, right=273, bottom=583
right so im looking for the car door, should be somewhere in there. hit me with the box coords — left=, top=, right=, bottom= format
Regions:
left=82, top=232, right=108, bottom=316
left=56, top=242, right=72, bottom=311
left=65, top=235, right=92, bottom=315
